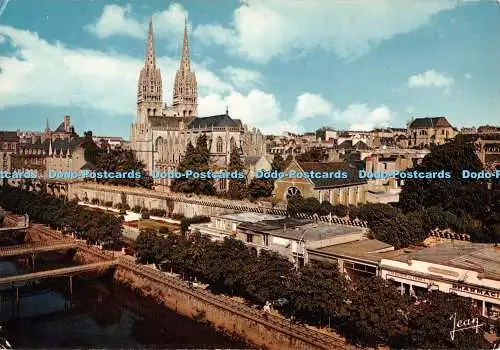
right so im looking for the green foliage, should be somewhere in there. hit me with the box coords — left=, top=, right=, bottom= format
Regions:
left=0, top=187, right=122, bottom=244
left=407, top=291, right=489, bottom=349
left=149, top=208, right=167, bottom=217
left=93, top=149, right=153, bottom=188
left=180, top=215, right=211, bottom=234
left=287, top=196, right=321, bottom=216
left=133, top=231, right=167, bottom=265
left=340, top=277, right=408, bottom=347
left=289, top=261, right=348, bottom=326
left=247, top=178, right=274, bottom=199
left=227, top=147, right=247, bottom=200
left=171, top=136, right=216, bottom=195
left=141, top=211, right=150, bottom=219
left=296, top=147, right=328, bottom=162
left=82, top=131, right=101, bottom=165
left=271, top=154, right=287, bottom=172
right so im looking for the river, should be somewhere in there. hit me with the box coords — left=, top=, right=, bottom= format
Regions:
left=0, top=259, right=253, bottom=349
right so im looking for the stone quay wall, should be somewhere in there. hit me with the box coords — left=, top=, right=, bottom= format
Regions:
left=68, top=183, right=369, bottom=228
left=115, top=256, right=354, bottom=350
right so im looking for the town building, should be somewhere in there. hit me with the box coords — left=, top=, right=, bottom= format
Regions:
left=273, top=159, right=367, bottom=205
left=130, top=20, right=265, bottom=191
left=12, top=137, right=88, bottom=178
left=407, top=116, right=456, bottom=147
left=93, top=136, right=129, bottom=150
left=244, top=155, right=272, bottom=183
left=308, top=239, right=396, bottom=279
left=380, top=242, right=500, bottom=319
left=189, top=212, right=370, bottom=269
left=0, top=131, right=19, bottom=172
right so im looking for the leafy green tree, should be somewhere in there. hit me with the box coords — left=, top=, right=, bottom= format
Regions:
left=287, top=196, right=321, bottom=216
left=227, top=147, right=247, bottom=200
left=289, top=261, right=347, bottom=326
left=407, top=291, right=489, bottom=349
left=172, top=136, right=216, bottom=195
left=318, top=201, right=334, bottom=216
left=243, top=250, right=293, bottom=305
left=296, top=147, right=328, bottom=162
left=134, top=231, right=166, bottom=264
left=271, top=154, right=287, bottom=172
left=93, top=149, right=152, bottom=188
left=370, top=212, right=426, bottom=249
left=340, top=277, right=407, bottom=347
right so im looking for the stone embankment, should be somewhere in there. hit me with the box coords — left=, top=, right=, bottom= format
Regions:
left=70, top=183, right=369, bottom=228
left=17, top=217, right=356, bottom=350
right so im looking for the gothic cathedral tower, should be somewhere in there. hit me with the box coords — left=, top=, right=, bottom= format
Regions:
left=137, top=19, right=163, bottom=123
left=172, top=21, right=197, bottom=118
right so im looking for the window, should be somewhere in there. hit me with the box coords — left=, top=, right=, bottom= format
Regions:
left=246, top=234, right=253, bottom=243
left=263, top=234, right=269, bottom=246
left=216, top=137, right=223, bottom=153
left=286, top=186, right=301, bottom=199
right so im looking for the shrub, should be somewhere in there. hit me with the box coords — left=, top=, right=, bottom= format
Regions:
left=91, top=198, right=99, bottom=205
left=104, top=201, right=113, bottom=207
left=180, top=215, right=210, bottom=234
left=171, top=213, right=185, bottom=220
left=141, top=211, right=150, bottom=219
left=150, top=208, right=167, bottom=217
left=132, top=205, right=142, bottom=213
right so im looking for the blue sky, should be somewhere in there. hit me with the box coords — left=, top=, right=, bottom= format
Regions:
left=0, top=0, right=499, bottom=138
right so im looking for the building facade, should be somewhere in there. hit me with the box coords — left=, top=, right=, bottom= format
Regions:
left=273, top=159, right=367, bottom=206
left=0, top=131, right=19, bottom=172
left=130, top=20, right=265, bottom=190
left=380, top=243, right=500, bottom=319
left=407, top=117, right=456, bottom=147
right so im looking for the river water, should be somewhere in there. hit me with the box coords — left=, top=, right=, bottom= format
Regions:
left=0, top=259, right=253, bottom=349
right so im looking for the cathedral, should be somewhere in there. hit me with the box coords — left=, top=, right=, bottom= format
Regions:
left=130, top=20, right=265, bottom=191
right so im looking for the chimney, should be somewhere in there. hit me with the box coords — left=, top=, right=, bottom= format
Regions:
left=64, top=115, right=71, bottom=132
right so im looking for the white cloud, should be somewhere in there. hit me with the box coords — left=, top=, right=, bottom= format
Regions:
left=465, top=73, right=473, bottom=79
left=332, top=104, right=393, bottom=131
left=0, top=25, right=294, bottom=135
left=84, top=4, right=144, bottom=39
left=85, top=3, right=187, bottom=44
left=294, top=93, right=333, bottom=121
left=407, top=70, right=454, bottom=89
left=194, top=0, right=458, bottom=63
left=221, top=66, right=263, bottom=88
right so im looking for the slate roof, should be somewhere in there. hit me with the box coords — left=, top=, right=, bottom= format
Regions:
left=0, top=131, right=19, bottom=142
left=244, top=156, right=262, bottom=166
left=20, top=137, right=84, bottom=155
left=337, top=140, right=353, bottom=149
left=355, top=140, right=370, bottom=150
left=409, top=117, right=452, bottom=129
left=54, top=122, right=67, bottom=132
left=188, top=114, right=240, bottom=129
left=297, top=161, right=367, bottom=189
left=390, top=242, right=500, bottom=281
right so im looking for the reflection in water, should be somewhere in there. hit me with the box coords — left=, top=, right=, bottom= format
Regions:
left=0, top=260, right=253, bottom=349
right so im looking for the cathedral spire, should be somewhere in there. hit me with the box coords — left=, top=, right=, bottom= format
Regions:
left=180, top=19, right=191, bottom=72
left=145, top=18, right=156, bottom=69
left=45, top=117, right=50, bottom=132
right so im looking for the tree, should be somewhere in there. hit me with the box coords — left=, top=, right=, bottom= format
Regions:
left=271, top=154, right=287, bottom=172
left=247, top=178, right=274, bottom=199
left=370, top=212, right=426, bottom=249
left=287, top=196, right=321, bottom=216
left=227, top=147, right=246, bottom=200
left=289, top=261, right=348, bottom=326
left=93, top=149, right=153, bottom=188
left=133, top=231, right=166, bottom=265
left=243, top=250, right=294, bottom=305
left=340, top=277, right=407, bottom=347
left=171, top=136, right=216, bottom=195
left=407, top=291, right=489, bottom=349
left=296, top=147, right=328, bottom=162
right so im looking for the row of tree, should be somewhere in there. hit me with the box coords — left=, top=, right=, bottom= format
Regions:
left=133, top=232, right=495, bottom=348
left=0, top=186, right=123, bottom=244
